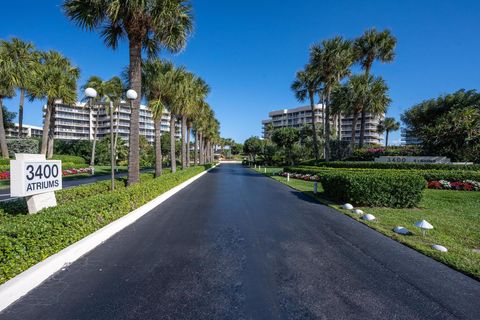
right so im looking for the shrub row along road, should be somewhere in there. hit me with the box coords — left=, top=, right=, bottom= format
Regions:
left=2, top=164, right=480, bottom=319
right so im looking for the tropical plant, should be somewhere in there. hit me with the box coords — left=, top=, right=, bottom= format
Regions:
left=271, top=127, right=300, bottom=165
left=0, top=38, right=38, bottom=138
left=310, top=36, right=354, bottom=161
left=332, top=74, right=390, bottom=149
left=63, top=0, right=193, bottom=185
left=291, top=65, right=322, bottom=160
left=377, top=117, right=400, bottom=147
left=243, top=136, right=263, bottom=163
left=29, top=51, right=79, bottom=158
left=354, top=28, right=396, bottom=147
left=402, top=89, right=480, bottom=162
left=0, top=41, right=17, bottom=157
left=142, top=58, right=175, bottom=177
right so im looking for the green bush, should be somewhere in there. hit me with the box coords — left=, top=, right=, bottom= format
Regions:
left=51, top=155, right=86, bottom=164
left=319, top=171, right=426, bottom=208
left=301, top=161, right=480, bottom=171
left=0, top=165, right=212, bottom=284
left=6, top=139, right=40, bottom=158
left=285, top=166, right=480, bottom=182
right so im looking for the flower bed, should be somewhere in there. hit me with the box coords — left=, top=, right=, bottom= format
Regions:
left=62, top=167, right=92, bottom=176
left=0, top=166, right=92, bottom=180
left=427, top=180, right=480, bottom=191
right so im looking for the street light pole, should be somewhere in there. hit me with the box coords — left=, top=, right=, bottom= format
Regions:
left=126, top=89, right=138, bottom=180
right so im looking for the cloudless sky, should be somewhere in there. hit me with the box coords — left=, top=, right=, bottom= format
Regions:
left=1, top=0, right=479, bottom=144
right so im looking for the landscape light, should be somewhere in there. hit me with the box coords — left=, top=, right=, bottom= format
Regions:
left=361, top=214, right=376, bottom=221
left=393, top=226, right=410, bottom=235
left=414, top=220, right=433, bottom=236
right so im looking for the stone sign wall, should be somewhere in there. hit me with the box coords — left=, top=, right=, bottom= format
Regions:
left=374, top=156, right=451, bottom=164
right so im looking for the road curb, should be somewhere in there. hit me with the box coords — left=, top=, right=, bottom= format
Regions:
left=0, top=164, right=219, bottom=312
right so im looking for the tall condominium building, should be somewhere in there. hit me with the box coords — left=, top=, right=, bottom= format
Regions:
left=49, top=101, right=179, bottom=144
left=6, top=123, right=44, bottom=138
left=401, top=128, right=422, bottom=145
left=262, top=104, right=384, bottom=145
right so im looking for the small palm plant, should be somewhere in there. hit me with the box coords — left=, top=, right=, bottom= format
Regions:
left=377, top=117, right=400, bottom=147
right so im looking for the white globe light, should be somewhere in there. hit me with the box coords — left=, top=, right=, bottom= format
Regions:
left=84, top=87, right=97, bottom=98
left=126, top=89, right=138, bottom=100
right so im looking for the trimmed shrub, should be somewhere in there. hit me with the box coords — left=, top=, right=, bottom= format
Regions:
left=0, top=165, right=212, bottom=284
left=285, top=166, right=480, bottom=182
left=319, top=171, right=426, bottom=208
left=6, top=139, right=40, bottom=158
left=301, top=161, right=480, bottom=171
left=51, top=155, right=86, bottom=164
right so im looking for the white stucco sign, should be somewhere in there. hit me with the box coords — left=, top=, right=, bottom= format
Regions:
left=374, top=156, right=451, bottom=164
left=10, top=154, right=62, bottom=213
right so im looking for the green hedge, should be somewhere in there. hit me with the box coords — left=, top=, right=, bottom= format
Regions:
left=0, top=165, right=212, bottom=284
left=319, top=171, right=426, bottom=208
left=51, top=155, right=86, bottom=164
left=6, top=139, right=40, bottom=158
left=286, top=166, right=480, bottom=182
left=301, top=161, right=480, bottom=171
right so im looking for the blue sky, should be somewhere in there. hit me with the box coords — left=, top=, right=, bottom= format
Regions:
left=1, top=0, right=479, bottom=144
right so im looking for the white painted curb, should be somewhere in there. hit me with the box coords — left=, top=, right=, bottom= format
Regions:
left=0, top=164, right=219, bottom=312
left=219, top=160, right=242, bottom=163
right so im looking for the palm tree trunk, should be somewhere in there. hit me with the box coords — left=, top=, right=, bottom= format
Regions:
left=186, top=124, right=191, bottom=167
left=47, top=104, right=56, bottom=158
left=385, top=130, right=389, bottom=147
left=324, top=88, right=332, bottom=161
left=350, top=111, right=359, bottom=149
left=41, top=102, right=52, bottom=155
left=154, top=119, right=162, bottom=177
left=170, top=115, right=176, bottom=173
left=337, top=114, right=342, bottom=141
left=359, top=67, right=371, bottom=148
left=181, top=116, right=187, bottom=170
left=18, top=89, right=25, bottom=138
left=199, top=132, right=204, bottom=165
left=359, top=110, right=366, bottom=147
left=308, top=91, right=319, bottom=161
left=194, top=131, right=199, bottom=165
left=90, top=105, right=99, bottom=166
left=0, top=98, right=9, bottom=158
left=127, top=38, right=142, bottom=186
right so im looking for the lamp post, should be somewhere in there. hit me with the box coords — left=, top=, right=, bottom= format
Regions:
left=84, top=88, right=97, bottom=174
left=126, top=89, right=137, bottom=179
left=110, top=100, right=115, bottom=190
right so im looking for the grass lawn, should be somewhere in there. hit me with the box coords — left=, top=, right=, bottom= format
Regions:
left=253, top=166, right=480, bottom=280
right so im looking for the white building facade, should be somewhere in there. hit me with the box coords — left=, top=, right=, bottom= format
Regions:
left=47, top=101, right=179, bottom=144
left=262, top=104, right=384, bottom=145
left=6, top=123, right=43, bottom=138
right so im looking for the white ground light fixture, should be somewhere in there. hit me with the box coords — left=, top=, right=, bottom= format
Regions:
left=353, top=209, right=363, bottom=215
left=342, top=203, right=353, bottom=210
left=361, top=214, right=376, bottom=221
left=414, top=220, right=433, bottom=236
left=393, top=226, right=411, bottom=235
left=432, top=244, right=448, bottom=252
left=126, top=89, right=138, bottom=100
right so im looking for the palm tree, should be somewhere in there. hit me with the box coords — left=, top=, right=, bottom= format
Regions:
left=310, top=37, right=354, bottom=161
left=0, top=38, right=38, bottom=138
left=377, top=117, right=400, bottom=147
left=142, top=58, right=176, bottom=177
left=354, top=28, right=396, bottom=147
left=0, top=43, right=17, bottom=157
left=29, top=51, right=79, bottom=158
left=291, top=65, right=321, bottom=160
left=63, top=0, right=193, bottom=185
left=332, top=74, right=390, bottom=149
